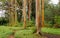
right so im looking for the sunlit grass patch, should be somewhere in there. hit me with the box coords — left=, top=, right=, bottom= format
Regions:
left=42, top=27, right=60, bottom=35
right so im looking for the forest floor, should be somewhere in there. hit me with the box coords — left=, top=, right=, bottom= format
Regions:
left=43, top=33, right=60, bottom=38
left=0, top=26, right=60, bottom=38
left=42, top=27, right=60, bottom=38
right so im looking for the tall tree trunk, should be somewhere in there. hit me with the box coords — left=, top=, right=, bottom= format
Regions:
left=13, top=0, right=18, bottom=26
left=8, top=0, right=17, bottom=26
left=28, top=0, right=32, bottom=21
left=8, top=0, right=14, bottom=26
left=7, top=0, right=11, bottom=25
left=59, top=0, right=60, bottom=5
left=36, top=0, right=41, bottom=34
left=41, top=0, right=44, bottom=27
left=23, top=0, right=27, bottom=29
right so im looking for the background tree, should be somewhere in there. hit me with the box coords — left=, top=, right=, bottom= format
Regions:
left=27, top=0, right=32, bottom=21
left=7, top=0, right=18, bottom=26
left=41, top=0, right=44, bottom=27
left=23, top=0, right=27, bottom=29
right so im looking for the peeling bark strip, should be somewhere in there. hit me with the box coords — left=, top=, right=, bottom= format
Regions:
left=23, top=0, right=27, bottom=29
left=36, top=0, right=41, bottom=34
left=41, top=0, right=44, bottom=27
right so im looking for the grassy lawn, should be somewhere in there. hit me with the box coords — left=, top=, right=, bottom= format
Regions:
left=0, top=26, right=42, bottom=38
left=0, top=26, right=60, bottom=38
left=41, top=27, right=60, bottom=35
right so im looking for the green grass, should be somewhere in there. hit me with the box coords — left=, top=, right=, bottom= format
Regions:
left=0, top=26, right=60, bottom=38
left=41, top=27, right=60, bottom=35
left=0, top=26, right=42, bottom=38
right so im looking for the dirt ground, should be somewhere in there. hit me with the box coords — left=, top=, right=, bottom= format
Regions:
left=43, top=33, right=60, bottom=38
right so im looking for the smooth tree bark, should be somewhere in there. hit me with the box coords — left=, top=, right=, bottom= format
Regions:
left=28, top=0, right=32, bottom=21
left=59, top=0, right=60, bottom=3
left=23, top=0, right=27, bottom=29
left=36, top=0, right=41, bottom=34
left=13, top=0, right=18, bottom=26
left=59, top=0, right=60, bottom=5
left=41, top=0, right=44, bottom=27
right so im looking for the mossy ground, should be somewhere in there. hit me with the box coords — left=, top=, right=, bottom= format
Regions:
left=0, top=26, right=60, bottom=38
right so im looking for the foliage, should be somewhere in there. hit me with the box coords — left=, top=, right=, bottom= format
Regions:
left=44, top=0, right=60, bottom=27
left=26, top=20, right=35, bottom=27
left=0, top=17, right=8, bottom=25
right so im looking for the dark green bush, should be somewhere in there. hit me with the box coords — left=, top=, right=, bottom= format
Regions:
left=0, top=17, right=8, bottom=25
left=26, top=20, right=35, bottom=27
